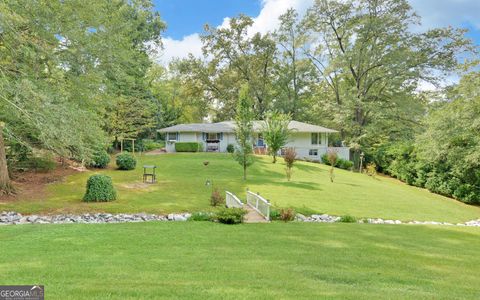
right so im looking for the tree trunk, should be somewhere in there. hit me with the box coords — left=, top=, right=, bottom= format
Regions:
left=243, top=164, right=247, bottom=180
left=0, top=123, right=14, bottom=194
left=273, top=154, right=277, bottom=163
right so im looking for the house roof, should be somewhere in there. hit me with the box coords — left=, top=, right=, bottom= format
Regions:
left=158, top=120, right=338, bottom=133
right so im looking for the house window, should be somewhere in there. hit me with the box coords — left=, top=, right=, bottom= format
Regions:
left=207, top=132, right=218, bottom=140
left=205, top=132, right=223, bottom=141
left=311, top=133, right=319, bottom=145
left=257, top=134, right=265, bottom=147
left=167, top=132, right=178, bottom=141
left=311, top=133, right=323, bottom=145
left=309, top=149, right=318, bottom=156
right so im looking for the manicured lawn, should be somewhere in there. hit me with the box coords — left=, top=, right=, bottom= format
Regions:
left=4, top=153, right=480, bottom=222
left=1, top=222, right=479, bottom=299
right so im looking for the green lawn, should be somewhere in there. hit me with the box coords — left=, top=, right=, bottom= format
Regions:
left=1, top=222, right=479, bottom=299
left=4, top=153, right=480, bottom=222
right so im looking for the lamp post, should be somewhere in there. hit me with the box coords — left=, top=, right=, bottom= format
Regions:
left=204, top=160, right=212, bottom=193
left=359, top=152, right=365, bottom=173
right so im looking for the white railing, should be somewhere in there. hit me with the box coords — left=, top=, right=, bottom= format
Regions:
left=246, top=191, right=271, bottom=221
left=226, top=191, right=244, bottom=208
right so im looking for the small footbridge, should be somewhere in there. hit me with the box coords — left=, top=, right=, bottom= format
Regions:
left=225, top=190, right=271, bottom=223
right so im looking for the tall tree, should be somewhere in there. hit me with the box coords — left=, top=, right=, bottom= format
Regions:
left=272, top=9, right=315, bottom=119
left=177, top=15, right=277, bottom=120
left=0, top=0, right=164, bottom=193
left=302, top=0, right=472, bottom=146
left=234, top=85, right=255, bottom=180
left=0, top=123, right=13, bottom=193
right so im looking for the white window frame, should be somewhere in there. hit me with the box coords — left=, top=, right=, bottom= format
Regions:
left=207, top=132, right=219, bottom=140
left=311, top=132, right=319, bottom=145
left=309, top=149, right=318, bottom=156
left=167, top=132, right=178, bottom=141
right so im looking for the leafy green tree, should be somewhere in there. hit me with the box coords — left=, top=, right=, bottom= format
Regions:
left=234, top=86, right=255, bottom=180
left=147, top=62, right=210, bottom=131
left=272, top=9, right=315, bottom=119
left=416, top=71, right=480, bottom=203
left=262, top=112, right=291, bottom=163
left=302, top=0, right=472, bottom=147
left=177, top=15, right=277, bottom=120
left=0, top=0, right=164, bottom=193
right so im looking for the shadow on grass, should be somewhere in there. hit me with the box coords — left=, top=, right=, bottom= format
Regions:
left=335, top=181, right=361, bottom=187
left=295, top=162, right=326, bottom=173
left=267, top=180, right=322, bottom=191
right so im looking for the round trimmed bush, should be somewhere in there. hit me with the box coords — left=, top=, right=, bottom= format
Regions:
left=90, top=149, right=110, bottom=168
left=83, top=174, right=116, bottom=202
left=116, top=153, right=136, bottom=170
left=226, top=144, right=235, bottom=153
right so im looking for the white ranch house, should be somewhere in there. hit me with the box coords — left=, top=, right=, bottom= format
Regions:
left=158, top=120, right=350, bottom=161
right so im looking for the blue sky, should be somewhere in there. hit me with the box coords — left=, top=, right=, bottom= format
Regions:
left=153, top=0, right=261, bottom=40
left=152, top=0, right=480, bottom=64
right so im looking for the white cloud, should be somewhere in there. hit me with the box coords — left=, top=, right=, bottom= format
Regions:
left=157, top=0, right=313, bottom=65
left=409, top=0, right=480, bottom=30
left=156, top=0, right=480, bottom=66
left=249, top=0, right=314, bottom=35
left=156, top=33, right=203, bottom=65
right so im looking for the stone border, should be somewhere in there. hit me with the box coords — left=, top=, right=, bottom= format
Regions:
left=295, top=213, right=480, bottom=227
left=1, top=211, right=479, bottom=227
left=0, top=211, right=191, bottom=225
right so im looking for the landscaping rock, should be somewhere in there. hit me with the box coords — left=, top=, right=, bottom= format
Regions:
left=1, top=210, right=479, bottom=227
left=295, top=213, right=308, bottom=222
left=173, top=215, right=187, bottom=221
left=0, top=211, right=191, bottom=225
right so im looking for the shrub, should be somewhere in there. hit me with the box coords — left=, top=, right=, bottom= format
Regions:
left=116, top=153, right=136, bottom=170
left=90, top=149, right=110, bottom=168
left=226, top=144, right=235, bottom=153
left=339, top=215, right=357, bottom=223
left=175, top=142, right=202, bottom=152
left=279, top=208, right=295, bottom=222
left=210, top=187, right=225, bottom=207
left=215, top=207, right=247, bottom=224
left=453, top=184, right=479, bottom=204
left=321, top=154, right=353, bottom=170
left=339, top=159, right=354, bottom=170
left=283, top=147, right=296, bottom=181
left=327, top=151, right=338, bottom=183
left=321, top=153, right=329, bottom=165
left=365, top=163, right=377, bottom=177
left=143, top=139, right=164, bottom=151
left=83, top=174, right=116, bottom=202
left=269, top=208, right=281, bottom=220
left=189, top=212, right=214, bottom=221
left=321, top=154, right=354, bottom=171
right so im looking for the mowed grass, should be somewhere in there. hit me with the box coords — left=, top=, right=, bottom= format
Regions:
left=1, top=222, right=480, bottom=299
left=4, top=153, right=480, bottom=222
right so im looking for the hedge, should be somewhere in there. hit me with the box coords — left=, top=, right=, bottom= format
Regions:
left=321, top=154, right=353, bottom=170
left=175, top=142, right=203, bottom=152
